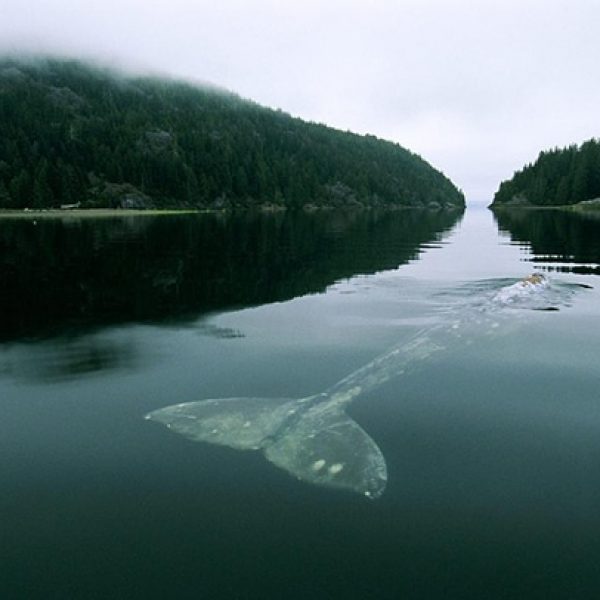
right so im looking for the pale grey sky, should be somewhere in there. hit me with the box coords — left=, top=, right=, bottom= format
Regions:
left=1, top=0, right=599, bottom=204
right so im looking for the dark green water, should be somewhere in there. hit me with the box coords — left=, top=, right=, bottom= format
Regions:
left=1, top=207, right=600, bottom=599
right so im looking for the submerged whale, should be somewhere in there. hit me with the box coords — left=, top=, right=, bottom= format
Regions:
left=145, top=274, right=586, bottom=499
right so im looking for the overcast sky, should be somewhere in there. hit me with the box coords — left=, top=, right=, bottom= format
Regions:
left=1, top=0, right=599, bottom=203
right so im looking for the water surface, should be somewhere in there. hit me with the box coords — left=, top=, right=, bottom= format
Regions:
left=2, top=207, right=600, bottom=599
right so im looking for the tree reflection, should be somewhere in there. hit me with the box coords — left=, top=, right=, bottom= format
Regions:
left=0, top=209, right=463, bottom=341
left=492, top=208, right=600, bottom=275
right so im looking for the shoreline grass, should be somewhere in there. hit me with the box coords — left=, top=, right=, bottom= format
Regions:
left=0, top=204, right=464, bottom=220
left=489, top=201, right=600, bottom=213
left=0, top=208, right=205, bottom=220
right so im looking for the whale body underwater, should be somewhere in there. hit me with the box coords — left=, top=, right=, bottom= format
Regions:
left=145, top=274, right=589, bottom=499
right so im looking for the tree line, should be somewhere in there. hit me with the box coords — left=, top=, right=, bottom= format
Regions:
left=492, top=139, right=600, bottom=207
left=0, top=57, right=464, bottom=211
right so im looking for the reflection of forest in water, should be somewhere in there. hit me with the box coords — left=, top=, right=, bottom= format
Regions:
left=493, top=208, right=600, bottom=275
left=0, top=209, right=463, bottom=341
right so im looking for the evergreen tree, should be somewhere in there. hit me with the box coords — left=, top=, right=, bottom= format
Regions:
left=33, top=159, right=54, bottom=208
left=9, top=170, right=31, bottom=208
left=0, top=180, right=11, bottom=208
left=555, top=177, right=570, bottom=205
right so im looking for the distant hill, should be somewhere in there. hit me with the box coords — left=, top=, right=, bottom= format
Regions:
left=0, top=57, right=464, bottom=211
left=491, top=138, right=600, bottom=208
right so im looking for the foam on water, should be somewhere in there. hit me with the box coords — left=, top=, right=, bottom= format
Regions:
left=492, top=273, right=549, bottom=305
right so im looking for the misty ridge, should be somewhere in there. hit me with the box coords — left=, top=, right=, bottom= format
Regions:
left=0, top=55, right=465, bottom=212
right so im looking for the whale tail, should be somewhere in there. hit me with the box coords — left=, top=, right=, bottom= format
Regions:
left=145, top=396, right=387, bottom=499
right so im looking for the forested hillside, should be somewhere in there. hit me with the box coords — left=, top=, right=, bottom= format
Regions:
left=491, top=139, right=600, bottom=208
left=0, top=57, right=464, bottom=210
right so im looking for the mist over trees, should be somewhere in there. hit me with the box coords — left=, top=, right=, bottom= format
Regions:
left=0, top=57, right=464, bottom=211
left=492, top=139, right=600, bottom=207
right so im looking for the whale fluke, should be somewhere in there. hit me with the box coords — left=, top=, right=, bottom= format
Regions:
left=145, top=396, right=303, bottom=450
left=146, top=395, right=387, bottom=498
left=264, top=402, right=387, bottom=499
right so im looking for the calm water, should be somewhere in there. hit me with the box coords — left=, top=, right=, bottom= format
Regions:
left=1, top=207, right=600, bottom=599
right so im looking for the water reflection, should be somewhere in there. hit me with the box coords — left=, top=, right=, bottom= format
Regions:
left=492, top=208, right=600, bottom=275
left=0, top=209, right=462, bottom=341
left=1, top=336, right=137, bottom=383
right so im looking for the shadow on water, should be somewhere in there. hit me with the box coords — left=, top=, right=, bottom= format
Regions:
left=0, top=209, right=463, bottom=341
left=492, top=208, right=600, bottom=275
